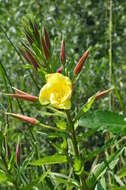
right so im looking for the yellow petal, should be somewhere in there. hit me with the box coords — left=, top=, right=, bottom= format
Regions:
left=39, top=84, right=50, bottom=105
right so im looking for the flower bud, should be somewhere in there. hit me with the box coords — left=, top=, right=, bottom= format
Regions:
left=41, top=37, right=50, bottom=60
left=95, top=87, right=113, bottom=100
left=25, top=49, right=39, bottom=70
left=44, top=27, right=51, bottom=50
left=16, top=143, right=20, bottom=164
left=60, top=40, right=65, bottom=64
left=6, top=113, right=38, bottom=125
left=73, top=48, right=90, bottom=75
left=6, top=93, right=38, bottom=102
left=57, top=66, right=64, bottom=73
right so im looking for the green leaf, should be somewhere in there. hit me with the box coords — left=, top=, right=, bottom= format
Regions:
left=87, top=147, right=125, bottom=190
left=31, top=155, right=67, bottom=166
left=95, top=177, right=106, bottom=190
left=0, top=170, right=13, bottom=184
left=79, top=110, right=126, bottom=135
left=20, top=172, right=49, bottom=190
left=84, top=137, right=117, bottom=162
left=75, top=93, right=97, bottom=121
left=8, top=151, right=15, bottom=171
left=118, top=167, right=126, bottom=179
left=74, top=157, right=84, bottom=175
left=111, top=187, right=126, bottom=190
left=49, top=172, right=80, bottom=188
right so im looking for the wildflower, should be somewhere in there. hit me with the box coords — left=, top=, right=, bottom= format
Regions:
left=39, top=73, right=72, bottom=109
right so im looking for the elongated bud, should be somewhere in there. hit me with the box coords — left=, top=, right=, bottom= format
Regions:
left=44, top=27, right=51, bottom=50
left=5, top=93, right=38, bottom=102
left=41, top=37, right=50, bottom=59
left=24, top=27, right=33, bottom=45
left=12, top=87, right=29, bottom=95
left=57, top=66, right=64, bottom=73
left=6, top=113, right=38, bottom=125
left=33, top=22, right=40, bottom=45
left=60, top=40, right=65, bottom=64
left=96, top=87, right=114, bottom=100
left=74, top=48, right=90, bottom=75
left=19, top=48, right=30, bottom=62
left=16, top=143, right=20, bottom=164
left=25, top=49, right=39, bottom=70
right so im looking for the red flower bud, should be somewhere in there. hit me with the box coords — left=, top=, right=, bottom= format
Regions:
left=44, top=27, right=51, bottom=50
left=6, top=113, right=38, bottom=125
left=60, top=40, right=65, bottom=64
left=41, top=37, right=50, bottom=60
left=74, top=48, right=90, bottom=75
left=5, top=88, right=38, bottom=102
left=25, top=49, right=39, bottom=70
left=95, top=88, right=113, bottom=100
left=57, top=66, right=64, bottom=73
left=16, top=143, right=20, bottom=164
left=6, top=93, right=38, bottom=102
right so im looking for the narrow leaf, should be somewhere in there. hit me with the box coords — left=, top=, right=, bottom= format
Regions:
left=31, top=155, right=67, bottom=166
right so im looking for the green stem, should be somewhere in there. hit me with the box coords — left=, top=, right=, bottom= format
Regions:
left=109, top=0, right=112, bottom=111
left=65, top=110, right=88, bottom=190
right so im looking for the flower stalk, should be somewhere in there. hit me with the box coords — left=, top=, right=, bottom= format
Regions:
left=65, top=110, right=88, bottom=190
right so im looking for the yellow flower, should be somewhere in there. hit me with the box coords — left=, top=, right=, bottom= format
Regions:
left=39, top=73, right=72, bottom=109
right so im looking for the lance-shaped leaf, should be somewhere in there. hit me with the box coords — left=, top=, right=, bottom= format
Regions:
left=75, top=88, right=113, bottom=121
left=75, top=93, right=97, bottom=121
left=31, top=154, right=67, bottom=166
left=87, top=147, right=125, bottom=190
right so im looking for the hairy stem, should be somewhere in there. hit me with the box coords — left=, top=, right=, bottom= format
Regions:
left=109, top=0, right=112, bottom=111
left=66, top=110, right=88, bottom=190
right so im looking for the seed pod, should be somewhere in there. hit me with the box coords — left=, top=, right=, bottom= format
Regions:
left=60, top=40, right=65, bottom=64
left=74, top=48, right=90, bottom=75
left=6, top=113, right=38, bottom=125
left=5, top=93, right=38, bottom=102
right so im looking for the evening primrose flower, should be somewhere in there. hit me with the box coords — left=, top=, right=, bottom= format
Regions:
left=39, top=73, right=72, bottom=109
